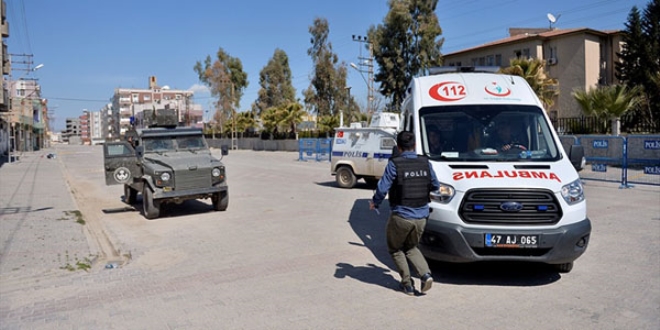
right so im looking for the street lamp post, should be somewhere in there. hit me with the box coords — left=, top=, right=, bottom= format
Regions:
left=342, top=86, right=351, bottom=128
left=350, top=62, right=374, bottom=114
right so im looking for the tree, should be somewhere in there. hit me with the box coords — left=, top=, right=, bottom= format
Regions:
left=279, top=102, right=306, bottom=134
left=500, top=58, right=559, bottom=110
left=316, top=114, right=339, bottom=136
left=252, top=49, right=296, bottom=116
left=235, top=110, right=258, bottom=134
left=368, top=0, right=444, bottom=111
left=616, top=1, right=660, bottom=130
left=573, top=85, right=642, bottom=134
left=193, top=48, right=248, bottom=132
left=260, top=106, right=280, bottom=136
left=303, top=17, right=351, bottom=120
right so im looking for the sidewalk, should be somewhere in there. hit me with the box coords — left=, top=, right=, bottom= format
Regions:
left=0, top=147, right=96, bottom=284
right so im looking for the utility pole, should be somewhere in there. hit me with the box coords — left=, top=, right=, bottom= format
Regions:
left=220, top=79, right=238, bottom=150
left=351, top=35, right=375, bottom=114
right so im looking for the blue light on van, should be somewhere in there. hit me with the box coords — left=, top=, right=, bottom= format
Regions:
left=473, top=204, right=484, bottom=211
left=537, top=205, right=548, bottom=211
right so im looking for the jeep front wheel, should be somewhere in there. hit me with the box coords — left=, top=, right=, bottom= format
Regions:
left=142, top=185, right=160, bottom=219
left=212, top=191, right=229, bottom=211
left=336, top=166, right=357, bottom=189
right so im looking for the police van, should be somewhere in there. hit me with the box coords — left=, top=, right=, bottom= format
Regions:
left=330, top=112, right=399, bottom=188
left=402, top=67, right=590, bottom=273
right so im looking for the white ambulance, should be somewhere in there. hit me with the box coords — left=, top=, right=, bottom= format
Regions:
left=402, top=67, right=590, bottom=273
left=330, top=112, right=400, bottom=188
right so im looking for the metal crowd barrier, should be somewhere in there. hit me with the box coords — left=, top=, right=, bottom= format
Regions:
left=298, top=138, right=333, bottom=162
left=566, top=134, right=660, bottom=188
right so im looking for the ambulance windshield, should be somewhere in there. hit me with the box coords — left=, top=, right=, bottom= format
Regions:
left=419, top=105, right=561, bottom=162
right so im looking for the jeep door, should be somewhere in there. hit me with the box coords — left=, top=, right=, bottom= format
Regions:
left=103, top=142, right=140, bottom=186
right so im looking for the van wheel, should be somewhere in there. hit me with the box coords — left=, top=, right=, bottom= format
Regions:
left=124, top=184, right=137, bottom=204
left=555, top=262, right=573, bottom=273
left=336, top=167, right=357, bottom=188
left=212, top=191, right=229, bottom=211
left=142, top=185, right=160, bottom=220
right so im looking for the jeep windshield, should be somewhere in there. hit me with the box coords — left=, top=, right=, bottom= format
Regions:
left=420, top=104, right=561, bottom=162
left=175, top=135, right=208, bottom=152
left=143, top=137, right=176, bottom=153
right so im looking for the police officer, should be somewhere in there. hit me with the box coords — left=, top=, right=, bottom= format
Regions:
left=369, top=131, right=440, bottom=296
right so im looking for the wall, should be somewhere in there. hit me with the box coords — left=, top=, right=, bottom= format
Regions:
left=207, top=137, right=299, bottom=152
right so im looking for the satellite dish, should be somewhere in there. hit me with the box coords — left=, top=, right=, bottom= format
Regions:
left=547, top=13, right=561, bottom=28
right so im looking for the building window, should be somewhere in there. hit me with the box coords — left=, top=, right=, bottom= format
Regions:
left=495, top=54, right=502, bottom=66
left=456, top=61, right=462, bottom=66
left=486, top=55, right=494, bottom=66
left=471, top=58, right=479, bottom=66
left=478, top=57, right=485, bottom=66
left=522, top=48, right=530, bottom=58
left=549, top=46, right=557, bottom=60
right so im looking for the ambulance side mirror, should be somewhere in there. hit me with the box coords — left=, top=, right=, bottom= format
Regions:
left=569, top=145, right=585, bottom=172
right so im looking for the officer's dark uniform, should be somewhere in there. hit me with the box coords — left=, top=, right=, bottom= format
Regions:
left=372, top=149, right=440, bottom=294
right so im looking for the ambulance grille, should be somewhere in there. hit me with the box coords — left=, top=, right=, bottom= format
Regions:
left=459, top=189, right=561, bottom=225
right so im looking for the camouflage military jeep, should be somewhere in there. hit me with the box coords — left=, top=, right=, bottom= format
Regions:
left=103, top=113, right=228, bottom=219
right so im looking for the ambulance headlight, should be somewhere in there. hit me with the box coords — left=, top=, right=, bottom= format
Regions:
left=561, top=179, right=584, bottom=204
left=430, top=183, right=455, bottom=204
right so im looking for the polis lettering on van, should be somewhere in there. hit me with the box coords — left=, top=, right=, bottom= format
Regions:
left=343, top=151, right=367, bottom=158
left=452, top=170, right=561, bottom=183
left=429, top=81, right=467, bottom=101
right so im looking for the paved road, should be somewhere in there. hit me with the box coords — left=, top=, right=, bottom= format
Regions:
left=1, top=144, right=659, bottom=329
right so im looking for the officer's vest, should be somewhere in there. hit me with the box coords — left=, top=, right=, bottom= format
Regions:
left=388, top=155, right=432, bottom=208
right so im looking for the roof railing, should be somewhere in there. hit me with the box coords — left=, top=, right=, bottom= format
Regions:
left=427, top=66, right=501, bottom=75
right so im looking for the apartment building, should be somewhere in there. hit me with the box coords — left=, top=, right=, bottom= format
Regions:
left=109, top=76, right=202, bottom=140
left=442, top=27, right=623, bottom=119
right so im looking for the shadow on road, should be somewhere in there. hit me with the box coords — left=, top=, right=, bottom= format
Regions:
left=115, top=197, right=218, bottom=219
left=429, top=260, right=561, bottom=286
left=342, top=198, right=561, bottom=287
left=334, top=198, right=404, bottom=292
left=315, top=180, right=377, bottom=190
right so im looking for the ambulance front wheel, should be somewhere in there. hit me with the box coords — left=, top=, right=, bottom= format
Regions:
left=336, top=166, right=357, bottom=189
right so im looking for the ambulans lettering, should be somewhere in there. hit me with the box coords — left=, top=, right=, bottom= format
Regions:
left=452, top=170, right=561, bottom=183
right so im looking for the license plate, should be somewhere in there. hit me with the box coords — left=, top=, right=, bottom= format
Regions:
left=485, top=233, right=539, bottom=248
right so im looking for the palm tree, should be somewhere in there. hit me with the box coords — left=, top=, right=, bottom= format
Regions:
left=317, top=114, right=339, bottom=137
left=260, top=106, right=281, bottom=136
left=572, top=85, right=642, bottom=134
left=235, top=111, right=258, bottom=135
left=280, top=101, right=306, bottom=134
left=500, top=58, right=559, bottom=110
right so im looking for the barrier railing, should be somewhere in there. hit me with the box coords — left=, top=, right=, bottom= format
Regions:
left=298, top=138, right=333, bottom=162
left=567, top=134, right=660, bottom=188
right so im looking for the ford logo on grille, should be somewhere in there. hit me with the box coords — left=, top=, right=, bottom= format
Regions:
left=500, top=201, right=523, bottom=212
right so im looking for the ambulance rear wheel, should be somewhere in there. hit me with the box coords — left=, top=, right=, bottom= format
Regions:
left=336, top=167, right=357, bottom=189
